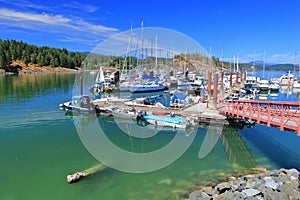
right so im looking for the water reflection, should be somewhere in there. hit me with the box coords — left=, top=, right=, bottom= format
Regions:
left=0, top=73, right=76, bottom=104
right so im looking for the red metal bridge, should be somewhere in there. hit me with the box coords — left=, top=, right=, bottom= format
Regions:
left=219, top=100, right=300, bottom=136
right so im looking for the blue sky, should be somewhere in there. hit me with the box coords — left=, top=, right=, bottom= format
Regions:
left=0, top=0, right=299, bottom=64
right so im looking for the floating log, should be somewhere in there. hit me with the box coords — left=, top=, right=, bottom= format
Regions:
left=67, top=163, right=107, bottom=184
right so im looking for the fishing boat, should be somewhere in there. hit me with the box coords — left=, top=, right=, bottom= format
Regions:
left=141, top=111, right=193, bottom=129
left=59, top=95, right=95, bottom=113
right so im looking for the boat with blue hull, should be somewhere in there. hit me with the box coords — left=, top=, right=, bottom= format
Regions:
left=141, top=111, right=194, bottom=129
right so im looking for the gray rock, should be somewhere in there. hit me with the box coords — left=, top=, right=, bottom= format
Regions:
left=283, top=168, right=299, bottom=175
left=252, top=180, right=264, bottom=189
left=237, top=185, right=245, bottom=192
left=216, top=182, right=231, bottom=193
left=231, top=185, right=238, bottom=191
left=188, top=190, right=210, bottom=200
left=242, top=188, right=261, bottom=197
left=246, top=180, right=258, bottom=188
left=264, top=187, right=285, bottom=200
left=201, top=186, right=214, bottom=196
left=224, top=191, right=247, bottom=199
left=265, top=178, right=278, bottom=190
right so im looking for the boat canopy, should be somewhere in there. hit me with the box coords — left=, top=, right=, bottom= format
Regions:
left=142, top=75, right=156, bottom=81
left=171, top=93, right=188, bottom=103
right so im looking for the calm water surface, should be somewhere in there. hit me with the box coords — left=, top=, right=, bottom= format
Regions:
left=0, top=72, right=300, bottom=200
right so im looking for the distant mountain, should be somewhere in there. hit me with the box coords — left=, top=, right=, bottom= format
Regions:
left=247, top=60, right=277, bottom=67
left=245, top=61, right=295, bottom=71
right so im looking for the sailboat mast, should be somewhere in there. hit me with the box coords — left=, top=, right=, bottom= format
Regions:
left=237, top=53, right=239, bottom=72
left=233, top=56, right=235, bottom=72
left=155, top=36, right=158, bottom=75
left=172, top=47, right=175, bottom=76
left=263, top=49, right=266, bottom=79
left=184, top=49, right=187, bottom=79
left=294, top=49, right=297, bottom=74
left=253, top=48, right=256, bottom=76
left=209, top=44, right=212, bottom=73
left=221, top=45, right=224, bottom=72
left=141, top=20, right=144, bottom=75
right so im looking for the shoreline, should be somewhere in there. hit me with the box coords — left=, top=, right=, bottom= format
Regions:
left=0, top=61, right=82, bottom=75
left=187, top=168, right=300, bottom=200
left=0, top=66, right=81, bottom=75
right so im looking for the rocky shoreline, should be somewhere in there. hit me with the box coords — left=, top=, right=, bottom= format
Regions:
left=188, top=168, right=300, bottom=200
left=0, top=61, right=80, bottom=75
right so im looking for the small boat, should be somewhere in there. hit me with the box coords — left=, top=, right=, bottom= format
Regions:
left=269, top=83, right=280, bottom=93
left=239, top=94, right=255, bottom=100
left=93, top=96, right=130, bottom=103
left=129, top=81, right=168, bottom=93
left=124, top=97, right=166, bottom=108
left=141, top=111, right=194, bottom=129
left=258, top=79, right=270, bottom=92
left=59, top=95, right=95, bottom=113
left=279, top=71, right=294, bottom=86
left=293, top=79, right=300, bottom=89
left=105, top=107, right=138, bottom=120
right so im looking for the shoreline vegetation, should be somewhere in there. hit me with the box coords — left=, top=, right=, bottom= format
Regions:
left=0, top=39, right=85, bottom=74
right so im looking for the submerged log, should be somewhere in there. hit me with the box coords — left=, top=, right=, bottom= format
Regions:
left=67, top=172, right=86, bottom=183
left=67, top=163, right=107, bottom=184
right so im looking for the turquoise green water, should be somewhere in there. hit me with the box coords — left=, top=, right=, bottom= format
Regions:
left=1, top=73, right=299, bottom=200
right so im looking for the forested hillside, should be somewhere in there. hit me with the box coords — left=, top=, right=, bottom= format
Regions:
left=0, top=39, right=85, bottom=70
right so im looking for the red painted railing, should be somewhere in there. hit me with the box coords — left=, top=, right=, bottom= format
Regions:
left=219, top=100, right=300, bottom=136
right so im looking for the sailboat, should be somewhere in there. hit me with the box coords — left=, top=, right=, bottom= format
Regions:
left=245, top=49, right=259, bottom=89
left=293, top=50, right=300, bottom=89
left=258, top=49, right=270, bottom=92
left=119, top=22, right=168, bottom=93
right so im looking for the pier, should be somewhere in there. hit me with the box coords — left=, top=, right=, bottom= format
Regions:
left=90, top=70, right=300, bottom=135
left=219, top=100, right=300, bottom=135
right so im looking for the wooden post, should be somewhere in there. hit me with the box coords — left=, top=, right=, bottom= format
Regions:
left=257, top=103, right=261, bottom=124
left=242, top=102, right=245, bottom=119
left=280, top=104, right=284, bottom=131
left=220, top=72, right=224, bottom=91
left=267, top=103, right=271, bottom=127
left=249, top=103, right=253, bottom=120
left=213, top=73, right=218, bottom=109
left=207, top=72, right=212, bottom=99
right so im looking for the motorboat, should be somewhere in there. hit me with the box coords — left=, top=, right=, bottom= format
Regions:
left=244, top=75, right=258, bottom=89
left=124, top=97, right=166, bottom=108
left=269, top=83, right=280, bottom=93
left=293, top=79, right=300, bottom=89
left=105, top=107, right=138, bottom=120
left=59, top=95, right=94, bottom=113
left=279, top=72, right=294, bottom=86
left=141, top=111, right=194, bottom=129
left=258, top=79, right=270, bottom=92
